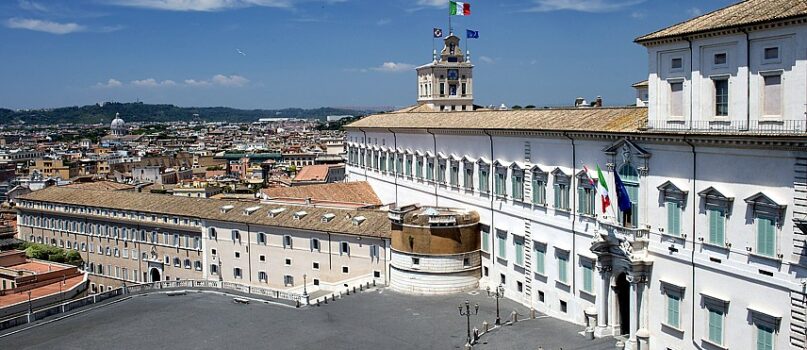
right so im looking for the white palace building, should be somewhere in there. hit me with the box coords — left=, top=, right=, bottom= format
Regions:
left=345, top=1, right=807, bottom=349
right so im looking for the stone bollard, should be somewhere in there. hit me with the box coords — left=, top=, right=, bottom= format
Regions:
left=530, top=308, right=536, bottom=319
left=332, top=294, right=336, bottom=301
left=366, top=282, right=370, bottom=289
left=353, top=286, right=357, bottom=293
left=373, top=279, right=376, bottom=287
left=295, top=300, right=300, bottom=308
left=316, top=299, right=321, bottom=307
left=324, top=297, right=328, bottom=304
left=615, top=340, right=625, bottom=349
left=346, top=288, right=350, bottom=295
left=510, top=311, right=518, bottom=324
left=482, top=321, right=489, bottom=333
left=359, top=284, right=363, bottom=291
left=472, top=328, right=479, bottom=343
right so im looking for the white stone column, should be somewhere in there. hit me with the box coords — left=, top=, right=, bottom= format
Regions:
left=595, top=268, right=611, bottom=336
left=627, top=279, right=639, bottom=349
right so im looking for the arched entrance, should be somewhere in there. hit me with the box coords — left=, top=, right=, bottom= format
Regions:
left=150, top=268, right=161, bottom=282
left=615, top=273, right=630, bottom=335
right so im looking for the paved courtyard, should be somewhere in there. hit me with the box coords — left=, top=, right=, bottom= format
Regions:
left=2, top=288, right=615, bottom=349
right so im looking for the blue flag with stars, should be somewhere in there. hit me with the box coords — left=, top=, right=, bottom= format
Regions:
left=466, top=29, right=479, bottom=39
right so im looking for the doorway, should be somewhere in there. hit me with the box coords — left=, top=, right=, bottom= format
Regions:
left=615, top=273, right=631, bottom=335
left=150, top=268, right=161, bottom=282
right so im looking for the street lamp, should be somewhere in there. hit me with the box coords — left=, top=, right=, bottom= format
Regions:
left=458, top=299, right=479, bottom=346
left=487, top=284, right=505, bottom=325
left=302, top=274, right=308, bottom=297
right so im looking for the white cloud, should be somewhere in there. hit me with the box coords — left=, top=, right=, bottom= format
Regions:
left=211, top=74, right=249, bottom=87
left=376, top=18, right=391, bottom=26
left=479, top=56, right=495, bottom=64
left=18, top=0, right=49, bottom=12
left=415, top=0, right=445, bottom=7
left=131, top=78, right=178, bottom=87
left=526, top=0, right=644, bottom=13
left=109, top=0, right=296, bottom=11
left=630, top=10, right=645, bottom=19
left=95, top=79, right=123, bottom=88
left=5, top=18, right=85, bottom=34
left=370, top=62, right=415, bottom=73
left=184, top=79, right=212, bottom=87
left=687, top=7, right=703, bottom=17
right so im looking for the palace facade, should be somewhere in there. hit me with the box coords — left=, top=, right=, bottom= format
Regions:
left=345, top=2, right=807, bottom=350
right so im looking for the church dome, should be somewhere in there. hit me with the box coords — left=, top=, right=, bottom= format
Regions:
left=110, top=113, right=127, bottom=136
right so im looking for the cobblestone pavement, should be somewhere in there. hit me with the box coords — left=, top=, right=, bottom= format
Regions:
left=2, top=288, right=615, bottom=350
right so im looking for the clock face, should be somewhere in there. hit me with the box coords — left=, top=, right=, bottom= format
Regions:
left=447, top=69, right=459, bottom=80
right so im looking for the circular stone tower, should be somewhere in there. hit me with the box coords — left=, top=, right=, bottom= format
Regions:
left=388, top=205, right=481, bottom=295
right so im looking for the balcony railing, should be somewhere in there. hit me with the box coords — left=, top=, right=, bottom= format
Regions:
left=642, top=119, right=807, bottom=134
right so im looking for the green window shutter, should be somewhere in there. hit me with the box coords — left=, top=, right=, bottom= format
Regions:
left=577, top=187, right=585, bottom=213
left=583, top=264, right=592, bottom=292
left=757, top=217, right=775, bottom=256
left=558, top=256, right=568, bottom=283
left=756, top=324, right=774, bottom=350
left=708, top=308, right=723, bottom=344
left=709, top=209, right=725, bottom=244
left=535, top=249, right=545, bottom=274
left=515, top=239, right=524, bottom=265
left=667, top=294, right=680, bottom=327
left=481, top=230, right=489, bottom=252
left=498, top=234, right=506, bottom=258
left=554, top=184, right=561, bottom=208
left=667, top=202, right=679, bottom=236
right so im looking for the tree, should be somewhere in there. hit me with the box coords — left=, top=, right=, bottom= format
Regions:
left=525, top=105, right=536, bottom=109
left=512, top=105, right=523, bottom=110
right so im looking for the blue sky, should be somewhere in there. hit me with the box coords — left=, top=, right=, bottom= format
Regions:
left=0, top=0, right=735, bottom=110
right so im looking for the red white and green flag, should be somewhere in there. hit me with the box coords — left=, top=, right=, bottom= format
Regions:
left=450, top=1, right=471, bottom=16
left=596, top=164, right=611, bottom=214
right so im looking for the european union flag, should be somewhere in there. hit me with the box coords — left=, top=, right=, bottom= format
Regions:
left=466, top=29, right=479, bottom=39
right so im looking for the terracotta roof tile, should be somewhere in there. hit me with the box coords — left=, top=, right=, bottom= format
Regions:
left=346, top=107, right=647, bottom=133
left=293, top=165, right=331, bottom=182
left=18, top=187, right=390, bottom=238
left=262, top=182, right=382, bottom=206
left=636, top=0, right=807, bottom=42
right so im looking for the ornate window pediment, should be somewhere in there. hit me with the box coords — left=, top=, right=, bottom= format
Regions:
left=697, top=186, right=733, bottom=203
left=658, top=180, right=688, bottom=198
left=475, top=156, right=490, bottom=165
left=744, top=192, right=786, bottom=217
left=575, top=169, right=596, bottom=187
left=509, top=161, right=527, bottom=170
left=603, top=138, right=651, bottom=159
left=551, top=167, right=570, bottom=181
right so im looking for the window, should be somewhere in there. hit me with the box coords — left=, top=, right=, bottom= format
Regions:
left=463, top=161, right=474, bottom=189
left=184, top=259, right=191, bottom=269
left=763, top=47, right=779, bottom=60
left=234, top=251, right=241, bottom=258
left=257, top=232, right=267, bottom=245
left=258, top=271, right=267, bottom=282
left=763, top=74, right=782, bottom=117
left=707, top=307, right=724, bottom=345
left=618, top=164, right=640, bottom=227
left=416, top=157, right=424, bottom=178
left=194, top=261, right=202, bottom=270
left=708, top=207, right=725, bottom=245
left=173, top=257, right=181, bottom=267
left=756, top=215, right=776, bottom=257
left=582, top=262, right=593, bottom=293
left=233, top=268, right=242, bottom=278
left=259, top=255, right=266, bottom=262
left=671, top=57, right=683, bottom=69
left=437, top=159, right=446, bottom=183
left=284, top=275, right=294, bottom=286
left=449, top=161, right=459, bottom=187
left=231, top=230, right=241, bottom=242
left=511, top=168, right=524, bottom=201
left=311, top=238, right=320, bottom=252
left=534, top=244, right=546, bottom=275
left=755, top=322, right=775, bottom=350
left=369, top=245, right=379, bottom=261
left=714, top=53, right=727, bottom=65
left=670, top=81, right=684, bottom=117
left=478, top=162, right=489, bottom=193
left=557, top=254, right=568, bottom=284
left=342, top=266, right=349, bottom=274
left=283, top=235, right=293, bottom=249
left=514, top=237, right=524, bottom=266
left=667, top=200, right=682, bottom=236
left=395, top=154, right=403, bottom=175
left=412, top=257, right=420, bottom=266
left=554, top=183, right=570, bottom=211
left=497, top=230, right=507, bottom=260
left=285, top=258, right=292, bottom=266
left=405, top=154, right=413, bottom=176
left=481, top=226, right=490, bottom=252
left=426, top=158, right=435, bottom=181
left=339, top=241, right=350, bottom=255
left=312, top=262, right=320, bottom=270
left=210, top=264, right=219, bottom=274
left=577, top=177, right=596, bottom=216
left=532, top=170, right=547, bottom=205
left=714, top=79, right=729, bottom=117
left=494, top=165, right=506, bottom=197
left=667, top=293, right=681, bottom=328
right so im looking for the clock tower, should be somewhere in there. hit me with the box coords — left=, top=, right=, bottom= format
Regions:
left=416, top=33, right=474, bottom=111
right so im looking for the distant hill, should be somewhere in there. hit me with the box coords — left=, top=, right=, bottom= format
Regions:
left=0, top=102, right=381, bottom=125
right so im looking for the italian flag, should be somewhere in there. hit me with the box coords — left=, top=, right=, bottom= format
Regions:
left=596, top=164, right=611, bottom=214
left=450, top=1, right=471, bottom=16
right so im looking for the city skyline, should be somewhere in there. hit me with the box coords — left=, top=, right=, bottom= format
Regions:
left=1, top=0, right=733, bottom=110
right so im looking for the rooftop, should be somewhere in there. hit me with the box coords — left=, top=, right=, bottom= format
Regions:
left=636, top=0, right=807, bottom=43
left=262, top=181, right=382, bottom=207
left=292, top=164, right=332, bottom=182
left=346, top=107, right=647, bottom=133
left=18, top=187, right=390, bottom=238
left=62, top=181, right=136, bottom=192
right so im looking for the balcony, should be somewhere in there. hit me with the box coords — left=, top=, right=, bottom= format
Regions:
left=591, top=220, right=652, bottom=263
left=642, top=119, right=807, bottom=134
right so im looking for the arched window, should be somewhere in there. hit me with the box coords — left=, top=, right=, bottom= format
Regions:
left=618, top=164, right=640, bottom=227
left=258, top=271, right=268, bottom=282
left=173, top=257, right=181, bottom=267
left=184, top=259, right=191, bottom=269
left=257, top=232, right=267, bottom=245
left=194, top=261, right=202, bottom=270
left=208, top=227, right=217, bottom=239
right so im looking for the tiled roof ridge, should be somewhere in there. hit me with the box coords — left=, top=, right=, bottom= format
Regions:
left=388, top=106, right=646, bottom=114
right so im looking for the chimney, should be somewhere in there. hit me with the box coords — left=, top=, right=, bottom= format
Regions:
left=595, top=96, right=603, bottom=108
